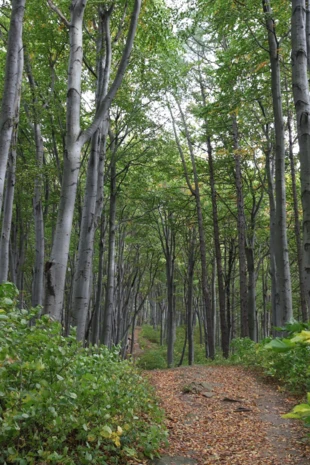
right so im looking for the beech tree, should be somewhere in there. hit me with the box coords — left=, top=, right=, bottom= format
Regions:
left=0, top=0, right=26, bottom=218
left=44, top=0, right=141, bottom=323
left=1, top=0, right=310, bottom=363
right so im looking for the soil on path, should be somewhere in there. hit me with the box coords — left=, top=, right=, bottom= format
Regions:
left=131, top=326, right=145, bottom=359
left=147, top=365, right=310, bottom=465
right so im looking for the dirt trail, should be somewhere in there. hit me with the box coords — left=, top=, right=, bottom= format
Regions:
left=148, top=365, right=310, bottom=465
left=131, top=326, right=144, bottom=358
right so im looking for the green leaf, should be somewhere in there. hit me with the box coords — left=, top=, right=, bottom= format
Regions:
left=292, top=404, right=310, bottom=414
left=264, top=338, right=294, bottom=352
left=282, top=413, right=301, bottom=419
left=100, top=425, right=112, bottom=438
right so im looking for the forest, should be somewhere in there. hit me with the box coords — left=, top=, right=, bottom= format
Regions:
left=2, top=0, right=310, bottom=464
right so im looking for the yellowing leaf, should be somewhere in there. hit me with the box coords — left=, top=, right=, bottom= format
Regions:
left=255, top=60, right=268, bottom=72
left=100, top=425, right=112, bottom=438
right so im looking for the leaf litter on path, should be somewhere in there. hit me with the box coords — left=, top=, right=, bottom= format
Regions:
left=147, top=366, right=310, bottom=465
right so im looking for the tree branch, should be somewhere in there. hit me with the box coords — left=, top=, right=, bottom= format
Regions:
left=79, top=0, right=142, bottom=145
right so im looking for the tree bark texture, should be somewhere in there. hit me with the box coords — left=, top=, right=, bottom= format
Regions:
left=172, top=101, right=215, bottom=358
left=25, top=55, right=45, bottom=307
left=263, top=0, right=293, bottom=325
left=102, top=150, right=117, bottom=347
left=45, top=0, right=87, bottom=321
left=291, top=0, right=310, bottom=319
left=0, top=0, right=26, bottom=215
left=232, top=116, right=249, bottom=337
left=287, top=108, right=308, bottom=321
left=0, top=35, right=23, bottom=283
left=207, top=135, right=229, bottom=356
left=45, top=0, right=141, bottom=323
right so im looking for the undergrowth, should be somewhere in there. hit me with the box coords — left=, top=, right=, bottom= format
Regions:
left=137, top=325, right=213, bottom=369
left=0, top=283, right=167, bottom=465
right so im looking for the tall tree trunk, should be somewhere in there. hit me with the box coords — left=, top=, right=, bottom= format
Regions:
left=72, top=7, right=111, bottom=341
left=306, top=1, right=310, bottom=69
left=0, top=36, right=23, bottom=283
left=170, top=101, right=215, bottom=359
left=207, top=134, right=229, bottom=356
left=232, top=116, right=249, bottom=337
left=245, top=243, right=256, bottom=341
left=263, top=0, right=293, bottom=325
left=91, top=215, right=106, bottom=345
left=25, top=56, right=45, bottom=307
left=291, top=0, right=310, bottom=320
left=166, top=254, right=175, bottom=367
left=45, top=0, right=141, bottom=321
left=32, top=122, right=45, bottom=307
left=288, top=108, right=308, bottom=321
left=187, top=230, right=196, bottom=365
left=225, top=239, right=235, bottom=343
left=0, top=150, right=16, bottom=283
left=102, top=151, right=117, bottom=347
left=262, top=119, right=281, bottom=327
left=0, top=0, right=26, bottom=215
left=45, top=0, right=87, bottom=321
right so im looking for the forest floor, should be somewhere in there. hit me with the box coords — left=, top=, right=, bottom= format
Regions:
left=130, top=331, right=310, bottom=464
left=146, top=366, right=310, bottom=465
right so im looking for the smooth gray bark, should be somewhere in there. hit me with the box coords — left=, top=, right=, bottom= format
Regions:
left=186, top=231, right=196, bottom=365
left=306, top=1, right=310, bottom=69
left=287, top=108, right=308, bottom=321
left=0, top=0, right=26, bottom=215
left=102, top=147, right=117, bottom=347
left=263, top=0, right=293, bottom=325
left=25, top=56, right=45, bottom=307
left=291, top=0, right=310, bottom=319
left=0, top=151, right=16, bottom=283
left=72, top=7, right=112, bottom=341
left=45, top=0, right=87, bottom=321
left=45, top=0, right=141, bottom=322
left=232, top=117, right=249, bottom=337
left=207, top=133, right=229, bottom=355
left=199, top=79, right=229, bottom=355
left=170, top=100, right=215, bottom=359
left=0, top=35, right=23, bottom=283
left=265, top=136, right=280, bottom=327
left=155, top=208, right=176, bottom=367
left=90, top=215, right=106, bottom=345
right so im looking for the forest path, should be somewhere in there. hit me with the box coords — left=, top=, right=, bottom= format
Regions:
left=131, top=326, right=144, bottom=358
left=147, top=365, right=310, bottom=465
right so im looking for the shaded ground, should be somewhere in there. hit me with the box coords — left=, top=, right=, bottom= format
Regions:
left=131, top=326, right=145, bottom=359
left=147, top=366, right=310, bottom=465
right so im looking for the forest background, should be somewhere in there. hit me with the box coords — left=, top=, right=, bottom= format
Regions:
left=1, top=0, right=310, bottom=366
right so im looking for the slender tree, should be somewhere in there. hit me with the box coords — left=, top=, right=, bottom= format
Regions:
left=0, top=0, right=26, bottom=216
left=45, top=0, right=141, bottom=323
left=291, top=0, right=310, bottom=319
left=263, top=0, right=293, bottom=325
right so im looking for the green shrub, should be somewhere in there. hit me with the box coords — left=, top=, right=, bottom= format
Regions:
left=229, top=326, right=310, bottom=395
left=139, top=325, right=160, bottom=344
left=282, top=392, right=310, bottom=427
left=0, top=283, right=166, bottom=464
left=229, top=337, right=258, bottom=366
left=137, top=349, right=167, bottom=370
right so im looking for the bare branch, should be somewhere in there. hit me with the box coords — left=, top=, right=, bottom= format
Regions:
left=46, top=0, right=70, bottom=27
